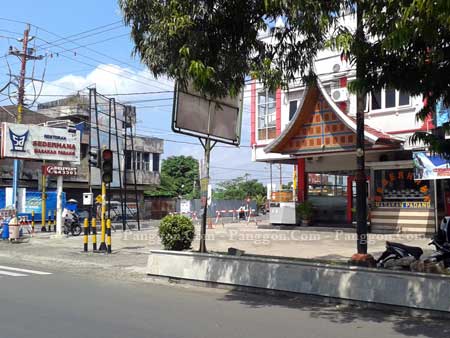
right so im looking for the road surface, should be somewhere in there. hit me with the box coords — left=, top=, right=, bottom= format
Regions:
left=0, top=260, right=447, bottom=338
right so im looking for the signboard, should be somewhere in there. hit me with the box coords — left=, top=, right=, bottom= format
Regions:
left=413, top=152, right=450, bottom=180
left=42, top=165, right=78, bottom=176
left=180, top=200, right=191, bottom=214
left=83, top=193, right=93, bottom=206
left=0, top=122, right=80, bottom=163
left=172, top=81, right=243, bottom=146
left=375, top=201, right=431, bottom=209
left=436, top=100, right=450, bottom=127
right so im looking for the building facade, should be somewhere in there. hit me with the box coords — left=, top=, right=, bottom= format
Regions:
left=249, top=22, right=448, bottom=233
left=0, top=96, right=163, bottom=215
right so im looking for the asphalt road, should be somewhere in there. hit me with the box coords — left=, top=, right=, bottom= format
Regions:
left=0, top=261, right=448, bottom=338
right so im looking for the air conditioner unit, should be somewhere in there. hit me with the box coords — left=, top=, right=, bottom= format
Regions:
left=331, top=88, right=349, bottom=102
left=332, top=63, right=341, bottom=73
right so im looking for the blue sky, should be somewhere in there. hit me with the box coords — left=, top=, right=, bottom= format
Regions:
left=0, top=0, right=293, bottom=186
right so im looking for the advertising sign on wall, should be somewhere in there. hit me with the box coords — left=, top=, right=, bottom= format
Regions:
left=0, top=122, right=80, bottom=163
left=413, top=152, right=450, bottom=180
left=42, top=165, right=78, bottom=176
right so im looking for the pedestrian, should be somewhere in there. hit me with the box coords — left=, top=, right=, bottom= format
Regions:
left=8, top=210, right=20, bottom=241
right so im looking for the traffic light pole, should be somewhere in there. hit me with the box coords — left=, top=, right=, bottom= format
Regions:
left=98, top=181, right=107, bottom=251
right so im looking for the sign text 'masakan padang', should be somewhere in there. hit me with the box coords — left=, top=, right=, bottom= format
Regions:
left=0, top=122, right=80, bottom=163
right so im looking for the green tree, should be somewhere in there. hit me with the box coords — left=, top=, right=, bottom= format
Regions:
left=146, top=155, right=200, bottom=198
left=328, top=1, right=450, bottom=157
left=120, top=0, right=450, bottom=156
left=213, top=176, right=266, bottom=200
left=119, top=0, right=344, bottom=97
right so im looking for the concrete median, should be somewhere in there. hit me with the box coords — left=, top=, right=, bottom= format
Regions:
left=147, top=250, right=450, bottom=312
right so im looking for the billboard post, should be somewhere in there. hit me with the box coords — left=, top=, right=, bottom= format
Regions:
left=172, top=81, right=243, bottom=253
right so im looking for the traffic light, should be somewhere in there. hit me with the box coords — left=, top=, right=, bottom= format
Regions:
left=101, top=149, right=113, bottom=183
left=88, top=149, right=100, bottom=168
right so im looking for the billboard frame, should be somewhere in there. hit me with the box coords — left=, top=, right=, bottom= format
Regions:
left=171, top=81, right=243, bottom=146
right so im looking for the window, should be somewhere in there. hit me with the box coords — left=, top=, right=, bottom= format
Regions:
left=153, top=153, right=160, bottom=172
left=373, top=169, right=431, bottom=207
left=136, top=152, right=141, bottom=170
left=142, top=153, right=150, bottom=171
left=371, top=90, right=382, bottom=110
left=369, top=89, right=411, bottom=111
left=125, top=150, right=132, bottom=170
left=385, top=88, right=396, bottom=108
left=399, top=90, right=410, bottom=106
left=257, top=90, right=276, bottom=140
left=289, top=100, right=298, bottom=121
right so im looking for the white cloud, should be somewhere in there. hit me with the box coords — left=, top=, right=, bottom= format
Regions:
left=33, top=64, right=273, bottom=183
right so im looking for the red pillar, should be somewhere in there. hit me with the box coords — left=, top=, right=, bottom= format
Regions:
left=275, top=88, right=281, bottom=136
left=250, top=80, right=256, bottom=145
left=297, top=158, right=307, bottom=202
left=346, top=176, right=353, bottom=223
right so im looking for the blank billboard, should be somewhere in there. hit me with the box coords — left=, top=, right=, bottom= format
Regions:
left=172, top=82, right=242, bottom=145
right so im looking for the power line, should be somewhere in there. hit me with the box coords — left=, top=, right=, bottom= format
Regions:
left=210, top=165, right=267, bottom=173
left=33, top=33, right=173, bottom=91
left=35, top=90, right=173, bottom=97
left=2, top=19, right=173, bottom=92
left=34, top=22, right=124, bottom=51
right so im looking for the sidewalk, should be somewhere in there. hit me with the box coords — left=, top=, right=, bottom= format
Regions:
left=0, top=220, right=433, bottom=273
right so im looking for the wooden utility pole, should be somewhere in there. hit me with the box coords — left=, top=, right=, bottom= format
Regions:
left=8, top=24, right=44, bottom=212
left=9, top=24, right=30, bottom=211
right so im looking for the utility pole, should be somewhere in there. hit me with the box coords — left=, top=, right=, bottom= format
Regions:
left=8, top=24, right=43, bottom=212
left=350, top=3, right=375, bottom=266
left=10, top=24, right=30, bottom=211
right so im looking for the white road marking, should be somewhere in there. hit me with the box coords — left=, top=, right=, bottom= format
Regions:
left=0, top=270, right=28, bottom=277
left=0, top=265, right=52, bottom=275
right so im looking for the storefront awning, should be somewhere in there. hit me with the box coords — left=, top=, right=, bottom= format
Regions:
left=264, top=80, right=402, bottom=156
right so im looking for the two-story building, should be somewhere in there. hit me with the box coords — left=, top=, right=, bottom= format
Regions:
left=0, top=94, right=163, bottom=216
left=249, top=20, right=448, bottom=234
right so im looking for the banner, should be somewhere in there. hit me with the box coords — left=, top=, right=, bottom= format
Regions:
left=436, top=100, right=450, bottom=127
left=413, top=152, right=450, bottom=180
left=0, top=122, right=80, bottom=163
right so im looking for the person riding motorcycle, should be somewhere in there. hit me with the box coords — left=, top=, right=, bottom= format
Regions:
left=62, top=208, right=81, bottom=236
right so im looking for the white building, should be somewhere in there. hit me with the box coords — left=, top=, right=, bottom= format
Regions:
left=248, top=17, right=446, bottom=233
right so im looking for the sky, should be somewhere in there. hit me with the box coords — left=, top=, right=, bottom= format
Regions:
left=0, top=0, right=292, bottom=187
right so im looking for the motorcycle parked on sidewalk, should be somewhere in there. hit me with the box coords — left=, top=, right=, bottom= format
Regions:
left=376, top=217, right=450, bottom=271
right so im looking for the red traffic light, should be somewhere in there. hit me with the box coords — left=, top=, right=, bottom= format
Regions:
left=102, top=149, right=113, bottom=161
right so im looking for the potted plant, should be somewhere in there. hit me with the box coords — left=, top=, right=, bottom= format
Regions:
left=297, top=201, right=314, bottom=226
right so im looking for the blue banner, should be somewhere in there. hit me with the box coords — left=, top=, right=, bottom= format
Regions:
left=436, top=100, right=450, bottom=127
left=0, top=189, right=66, bottom=220
left=413, top=152, right=450, bottom=180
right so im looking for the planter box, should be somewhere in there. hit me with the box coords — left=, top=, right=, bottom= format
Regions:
left=148, top=250, right=450, bottom=312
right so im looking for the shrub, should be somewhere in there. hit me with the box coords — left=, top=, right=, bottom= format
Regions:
left=158, top=215, right=195, bottom=251
left=296, top=201, right=314, bottom=220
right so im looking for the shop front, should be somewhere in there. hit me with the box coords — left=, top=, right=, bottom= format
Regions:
left=262, top=80, right=441, bottom=232
left=368, top=162, right=436, bottom=234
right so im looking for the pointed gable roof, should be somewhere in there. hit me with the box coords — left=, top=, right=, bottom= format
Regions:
left=264, top=80, right=401, bottom=155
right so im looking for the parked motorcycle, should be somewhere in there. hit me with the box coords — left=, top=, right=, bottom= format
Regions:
left=377, top=217, right=450, bottom=271
left=376, top=241, right=423, bottom=268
